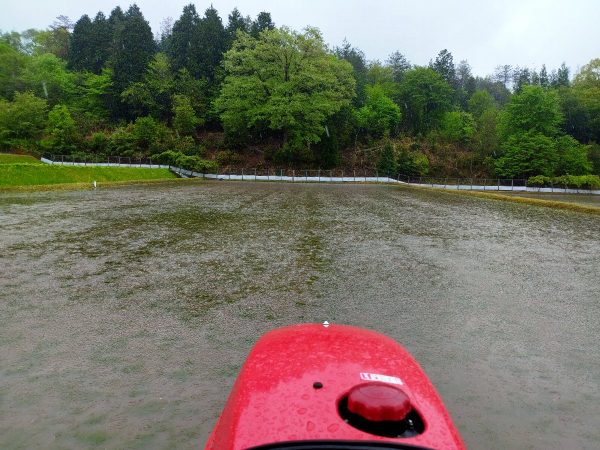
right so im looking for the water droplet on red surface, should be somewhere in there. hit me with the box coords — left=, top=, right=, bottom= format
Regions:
left=306, top=421, right=316, bottom=431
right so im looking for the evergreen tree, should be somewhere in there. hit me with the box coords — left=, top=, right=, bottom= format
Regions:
left=430, top=49, right=456, bottom=87
left=227, top=8, right=250, bottom=46
left=168, top=4, right=201, bottom=77
left=107, top=6, right=125, bottom=58
left=90, top=12, right=112, bottom=74
left=386, top=51, right=411, bottom=83
left=111, top=5, right=156, bottom=97
left=250, top=12, right=275, bottom=37
left=539, top=64, right=549, bottom=88
left=512, top=66, right=531, bottom=93
left=197, top=6, right=227, bottom=82
left=554, top=63, right=570, bottom=88
left=335, top=40, right=368, bottom=107
left=69, top=15, right=95, bottom=71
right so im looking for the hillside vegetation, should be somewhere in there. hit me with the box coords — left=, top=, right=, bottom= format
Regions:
left=1, top=4, right=600, bottom=180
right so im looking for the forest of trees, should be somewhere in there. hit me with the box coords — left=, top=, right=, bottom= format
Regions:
left=1, top=3, right=600, bottom=182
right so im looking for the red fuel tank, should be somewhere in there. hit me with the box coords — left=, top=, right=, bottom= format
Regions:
left=205, top=324, right=465, bottom=450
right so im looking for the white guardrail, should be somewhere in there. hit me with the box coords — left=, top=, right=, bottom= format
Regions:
left=40, top=157, right=600, bottom=195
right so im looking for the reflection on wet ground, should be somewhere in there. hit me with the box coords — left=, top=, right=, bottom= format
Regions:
left=1, top=181, right=599, bottom=449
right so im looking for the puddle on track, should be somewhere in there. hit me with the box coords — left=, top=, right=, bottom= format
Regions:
left=1, top=182, right=599, bottom=449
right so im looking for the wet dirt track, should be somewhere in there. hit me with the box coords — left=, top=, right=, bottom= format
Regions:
left=1, top=181, right=599, bottom=449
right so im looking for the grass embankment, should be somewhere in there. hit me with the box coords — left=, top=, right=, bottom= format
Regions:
left=0, top=154, right=43, bottom=164
left=405, top=184, right=600, bottom=216
left=0, top=155, right=177, bottom=190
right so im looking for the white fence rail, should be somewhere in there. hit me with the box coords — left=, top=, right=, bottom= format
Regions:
left=40, top=156, right=600, bottom=195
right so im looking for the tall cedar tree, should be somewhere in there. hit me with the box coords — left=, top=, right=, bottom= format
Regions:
left=197, top=7, right=227, bottom=82
left=90, top=12, right=112, bottom=74
left=250, top=12, right=275, bottom=37
left=111, top=5, right=155, bottom=111
left=335, top=41, right=368, bottom=107
left=430, top=49, right=456, bottom=88
left=168, top=4, right=201, bottom=78
left=69, top=15, right=94, bottom=71
left=226, top=8, right=249, bottom=47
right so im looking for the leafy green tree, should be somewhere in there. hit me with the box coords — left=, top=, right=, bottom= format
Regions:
left=440, top=111, right=475, bottom=143
left=497, top=85, right=562, bottom=140
left=468, top=90, right=495, bottom=121
left=111, top=5, right=156, bottom=95
left=396, top=67, right=453, bottom=134
left=354, top=85, right=401, bottom=138
left=216, top=27, right=355, bottom=151
left=174, top=68, right=208, bottom=118
left=474, top=76, right=511, bottom=106
left=173, top=94, right=201, bottom=136
left=0, top=92, right=47, bottom=149
left=22, top=53, right=77, bottom=106
left=473, top=108, right=499, bottom=157
left=495, top=131, right=558, bottom=178
left=555, top=135, right=592, bottom=175
left=366, top=61, right=394, bottom=87
left=42, top=104, right=78, bottom=153
left=121, top=53, right=175, bottom=120
left=496, top=85, right=565, bottom=177
left=168, top=4, right=201, bottom=77
left=0, top=42, right=26, bottom=99
left=569, top=58, right=600, bottom=142
left=72, top=68, right=112, bottom=126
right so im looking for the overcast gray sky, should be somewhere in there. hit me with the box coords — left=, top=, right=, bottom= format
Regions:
left=2, top=0, right=599, bottom=77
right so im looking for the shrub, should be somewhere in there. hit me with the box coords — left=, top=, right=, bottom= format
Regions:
left=214, top=150, right=242, bottom=166
left=153, top=151, right=218, bottom=173
left=398, top=150, right=429, bottom=176
left=528, top=174, right=600, bottom=189
left=107, top=126, right=136, bottom=156
left=527, top=175, right=551, bottom=187
left=85, top=131, right=110, bottom=155
left=376, top=142, right=398, bottom=176
left=41, top=104, right=78, bottom=153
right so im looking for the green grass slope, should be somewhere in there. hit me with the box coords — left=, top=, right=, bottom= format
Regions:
left=0, top=164, right=176, bottom=187
left=0, top=154, right=43, bottom=164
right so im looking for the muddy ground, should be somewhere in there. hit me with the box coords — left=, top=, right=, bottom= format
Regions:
left=1, top=181, right=599, bottom=449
